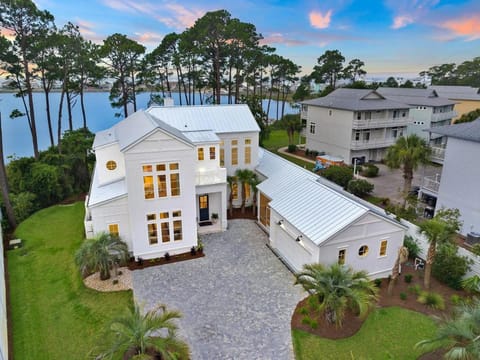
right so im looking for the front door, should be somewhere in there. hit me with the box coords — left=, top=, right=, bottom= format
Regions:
left=199, top=195, right=209, bottom=222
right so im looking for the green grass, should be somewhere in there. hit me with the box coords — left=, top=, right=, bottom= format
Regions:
left=8, top=202, right=132, bottom=360
left=262, top=129, right=290, bottom=151
left=292, top=307, right=440, bottom=360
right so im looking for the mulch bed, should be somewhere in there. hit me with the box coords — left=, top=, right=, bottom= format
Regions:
left=291, top=261, right=467, bottom=341
left=127, top=250, right=205, bottom=271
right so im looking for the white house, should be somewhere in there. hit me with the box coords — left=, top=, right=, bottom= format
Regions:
left=85, top=104, right=260, bottom=260
left=256, top=149, right=406, bottom=278
left=301, top=89, right=412, bottom=164
left=85, top=103, right=406, bottom=278
left=420, top=119, right=480, bottom=236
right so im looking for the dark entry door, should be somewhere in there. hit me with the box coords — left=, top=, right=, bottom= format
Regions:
left=199, top=195, right=209, bottom=221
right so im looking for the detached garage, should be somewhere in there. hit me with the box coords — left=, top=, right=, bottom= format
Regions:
left=255, top=150, right=406, bottom=279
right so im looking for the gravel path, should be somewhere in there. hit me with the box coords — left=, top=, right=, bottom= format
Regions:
left=133, top=220, right=305, bottom=360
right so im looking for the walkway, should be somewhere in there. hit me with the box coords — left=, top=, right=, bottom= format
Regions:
left=132, top=220, right=305, bottom=360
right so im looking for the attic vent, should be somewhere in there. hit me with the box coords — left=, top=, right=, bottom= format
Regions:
left=185, top=124, right=188, bottom=128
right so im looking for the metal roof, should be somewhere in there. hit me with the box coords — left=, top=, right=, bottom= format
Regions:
left=181, top=130, right=220, bottom=143
left=428, top=118, right=480, bottom=143
left=377, top=87, right=456, bottom=107
left=87, top=169, right=127, bottom=207
left=147, top=104, right=261, bottom=133
left=429, top=85, right=480, bottom=101
left=270, top=178, right=368, bottom=245
left=302, top=88, right=411, bottom=111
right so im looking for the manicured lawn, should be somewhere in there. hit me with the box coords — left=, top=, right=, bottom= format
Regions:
left=8, top=202, right=132, bottom=360
left=292, top=307, right=439, bottom=360
left=262, top=129, right=290, bottom=151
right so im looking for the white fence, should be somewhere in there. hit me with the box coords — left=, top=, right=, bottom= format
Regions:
left=400, top=219, right=480, bottom=278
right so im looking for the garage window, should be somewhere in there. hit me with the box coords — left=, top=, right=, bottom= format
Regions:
left=338, top=249, right=346, bottom=265
left=358, top=245, right=369, bottom=257
left=379, top=240, right=388, bottom=256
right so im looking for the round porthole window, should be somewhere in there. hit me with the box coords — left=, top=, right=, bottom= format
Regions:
left=106, top=160, right=117, bottom=170
left=358, top=245, right=369, bottom=257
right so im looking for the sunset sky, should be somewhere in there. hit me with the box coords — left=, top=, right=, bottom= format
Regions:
left=32, top=0, right=480, bottom=77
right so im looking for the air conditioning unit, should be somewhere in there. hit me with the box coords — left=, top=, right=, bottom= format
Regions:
left=466, top=232, right=480, bottom=246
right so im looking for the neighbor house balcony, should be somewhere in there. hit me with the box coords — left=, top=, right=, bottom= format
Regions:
left=352, top=117, right=411, bottom=129
left=431, top=110, right=457, bottom=123
left=350, top=138, right=397, bottom=150
left=430, top=145, right=446, bottom=164
left=195, top=167, right=227, bottom=186
left=420, top=174, right=441, bottom=196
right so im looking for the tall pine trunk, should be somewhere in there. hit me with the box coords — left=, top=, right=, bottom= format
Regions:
left=66, top=88, right=73, bottom=131
left=0, top=113, right=16, bottom=229
left=57, top=88, right=65, bottom=152
left=80, top=87, right=87, bottom=129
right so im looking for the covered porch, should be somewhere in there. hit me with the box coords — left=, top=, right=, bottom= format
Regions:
left=195, top=183, right=227, bottom=234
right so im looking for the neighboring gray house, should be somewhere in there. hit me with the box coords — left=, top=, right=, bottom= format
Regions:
left=429, top=85, right=480, bottom=121
left=419, top=119, right=480, bottom=236
left=301, top=89, right=412, bottom=164
left=256, top=149, right=406, bottom=278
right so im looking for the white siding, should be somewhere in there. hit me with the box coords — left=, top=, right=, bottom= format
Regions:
left=436, top=138, right=480, bottom=235
left=94, top=142, right=126, bottom=186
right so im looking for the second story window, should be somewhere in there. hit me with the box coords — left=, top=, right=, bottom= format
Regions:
left=220, top=140, right=225, bottom=167
left=310, top=122, right=316, bottom=134
left=209, top=146, right=216, bottom=160
left=198, top=148, right=204, bottom=161
left=143, top=162, right=180, bottom=199
left=231, top=139, right=238, bottom=166
left=245, top=138, right=251, bottom=165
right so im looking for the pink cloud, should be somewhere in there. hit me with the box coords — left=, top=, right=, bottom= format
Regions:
left=155, top=4, right=205, bottom=30
left=309, top=10, right=332, bottom=29
left=260, top=33, right=308, bottom=46
left=133, top=31, right=164, bottom=45
left=391, top=15, right=414, bottom=29
left=74, top=19, right=104, bottom=43
left=440, top=16, right=480, bottom=41
left=0, top=28, right=16, bottom=41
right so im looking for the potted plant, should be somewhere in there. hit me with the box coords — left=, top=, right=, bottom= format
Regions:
left=211, top=213, right=219, bottom=224
left=196, top=240, right=204, bottom=254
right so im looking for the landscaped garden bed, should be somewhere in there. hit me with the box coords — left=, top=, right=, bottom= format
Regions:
left=127, top=250, right=205, bottom=270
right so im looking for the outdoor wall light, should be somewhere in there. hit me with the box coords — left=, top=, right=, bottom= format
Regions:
left=296, top=235, right=303, bottom=242
left=277, top=220, right=284, bottom=225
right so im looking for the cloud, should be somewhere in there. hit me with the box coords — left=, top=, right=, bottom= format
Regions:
left=0, top=28, right=16, bottom=41
left=260, top=33, right=308, bottom=46
left=74, top=19, right=104, bottom=43
left=133, top=31, right=165, bottom=45
left=440, top=16, right=480, bottom=41
left=102, top=0, right=206, bottom=31
left=391, top=15, right=414, bottom=29
left=309, top=10, right=332, bottom=29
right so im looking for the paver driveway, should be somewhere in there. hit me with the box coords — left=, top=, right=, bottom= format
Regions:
left=132, top=220, right=305, bottom=360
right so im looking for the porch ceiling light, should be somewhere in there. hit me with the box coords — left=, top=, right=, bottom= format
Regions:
left=296, top=235, right=302, bottom=242
left=277, top=219, right=283, bottom=226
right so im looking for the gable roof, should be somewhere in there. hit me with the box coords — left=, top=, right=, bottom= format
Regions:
left=87, top=168, right=127, bottom=207
left=429, top=118, right=480, bottom=143
left=255, top=149, right=405, bottom=245
left=302, top=88, right=411, bottom=111
left=429, top=85, right=480, bottom=101
left=377, top=87, right=456, bottom=107
left=181, top=130, right=220, bottom=143
left=146, top=104, right=260, bottom=133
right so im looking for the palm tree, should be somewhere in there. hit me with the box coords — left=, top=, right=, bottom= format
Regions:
left=416, top=299, right=480, bottom=359
left=385, top=135, right=431, bottom=207
left=227, top=175, right=237, bottom=217
left=235, top=169, right=255, bottom=214
left=295, top=263, right=378, bottom=327
left=75, top=232, right=129, bottom=280
left=419, top=208, right=461, bottom=289
left=95, top=302, right=189, bottom=359
left=248, top=173, right=260, bottom=216
left=387, top=246, right=409, bottom=295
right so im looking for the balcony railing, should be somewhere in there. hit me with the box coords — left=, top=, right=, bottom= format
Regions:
left=431, top=110, right=457, bottom=122
left=352, top=117, right=411, bottom=129
left=351, top=138, right=397, bottom=150
left=195, top=168, right=227, bottom=186
left=430, top=145, right=446, bottom=164
left=421, top=174, right=441, bottom=195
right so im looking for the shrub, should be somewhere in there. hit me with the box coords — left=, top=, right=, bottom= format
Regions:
left=309, top=319, right=318, bottom=329
left=301, top=316, right=311, bottom=326
left=287, top=144, right=297, bottom=153
left=408, top=284, right=422, bottom=295
left=432, top=244, right=472, bottom=290
left=164, top=252, right=170, bottom=261
left=321, top=165, right=353, bottom=188
left=307, top=296, right=318, bottom=311
left=400, top=292, right=407, bottom=300
left=461, top=275, right=480, bottom=294
left=299, top=307, right=308, bottom=315
left=374, top=278, right=382, bottom=288
left=404, top=274, right=413, bottom=283
left=362, top=164, right=379, bottom=177
left=417, top=291, right=445, bottom=310
left=10, top=191, right=38, bottom=223
left=450, top=294, right=463, bottom=306
left=310, top=150, right=319, bottom=158
left=403, top=236, right=420, bottom=259
left=190, top=246, right=196, bottom=256
left=347, top=179, right=374, bottom=197
left=112, top=279, right=119, bottom=285
left=305, top=149, right=310, bottom=156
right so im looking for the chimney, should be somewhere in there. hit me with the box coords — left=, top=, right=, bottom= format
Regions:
left=164, top=98, right=174, bottom=107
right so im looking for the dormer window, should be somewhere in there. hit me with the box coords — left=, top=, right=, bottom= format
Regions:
left=106, top=160, right=117, bottom=170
